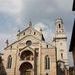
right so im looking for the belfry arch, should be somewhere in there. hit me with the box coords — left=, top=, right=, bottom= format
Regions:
left=20, top=50, right=34, bottom=61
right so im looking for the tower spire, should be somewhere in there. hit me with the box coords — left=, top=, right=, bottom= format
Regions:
left=55, top=17, right=64, bottom=34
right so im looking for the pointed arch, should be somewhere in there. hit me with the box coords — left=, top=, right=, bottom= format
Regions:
left=7, top=55, right=12, bottom=69
left=45, top=55, right=50, bottom=69
left=20, top=50, right=33, bottom=60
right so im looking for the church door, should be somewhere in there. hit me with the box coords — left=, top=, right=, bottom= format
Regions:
left=19, top=62, right=33, bottom=75
left=21, top=70, right=32, bottom=75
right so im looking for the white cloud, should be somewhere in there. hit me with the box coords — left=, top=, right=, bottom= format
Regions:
left=0, top=0, right=23, bottom=14
left=34, top=23, right=47, bottom=31
left=34, top=22, right=54, bottom=42
left=0, top=0, right=24, bottom=27
left=34, top=23, right=47, bottom=39
left=55, top=0, right=73, bottom=12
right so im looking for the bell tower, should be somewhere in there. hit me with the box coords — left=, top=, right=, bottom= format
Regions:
left=54, top=17, right=68, bottom=68
left=55, top=17, right=64, bottom=34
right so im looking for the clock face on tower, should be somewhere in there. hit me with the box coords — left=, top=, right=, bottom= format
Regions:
left=26, top=40, right=32, bottom=46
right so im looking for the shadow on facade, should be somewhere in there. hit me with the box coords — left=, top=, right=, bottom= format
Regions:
left=57, top=60, right=69, bottom=75
left=0, top=55, right=7, bottom=75
left=57, top=60, right=65, bottom=75
left=69, top=67, right=75, bottom=75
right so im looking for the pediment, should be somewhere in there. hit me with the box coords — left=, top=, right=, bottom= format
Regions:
left=19, top=46, right=34, bottom=53
left=17, top=35, right=41, bottom=50
left=16, top=24, right=45, bottom=43
left=18, top=35, right=41, bottom=44
left=17, top=26, right=41, bottom=37
left=4, top=34, right=41, bottom=50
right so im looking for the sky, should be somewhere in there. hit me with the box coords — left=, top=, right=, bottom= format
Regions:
left=0, top=0, right=74, bottom=66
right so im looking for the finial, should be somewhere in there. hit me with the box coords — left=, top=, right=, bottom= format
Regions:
left=40, top=28, right=42, bottom=32
left=18, top=29, right=20, bottom=33
left=56, top=16, right=62, bottom=20
left=5, top=39, right=9, bottom=47
left=56, top=16, right=63, bottom=24
left=40, top=28, right=45, bottom=41
left=29, top=21, right=32, bottom=27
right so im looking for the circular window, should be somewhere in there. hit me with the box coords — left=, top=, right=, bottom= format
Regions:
left=26, top=40, right=32, bottom=46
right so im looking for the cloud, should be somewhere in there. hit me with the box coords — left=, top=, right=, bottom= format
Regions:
left=0, top=0, right=24, bottom=26
left=34, top=22, right=48, bottom=39
left=34, top=22, right=47, bottom=31
left=54, top=0, right=73, bottom=12
left=34, top=22, right=54, bottom=42
left=0, top=0, right=23, bottom=14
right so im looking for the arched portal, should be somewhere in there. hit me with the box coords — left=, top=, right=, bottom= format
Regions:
left=19, top=62, right=33, bottom=75
left=20, top=50, right=33, bottom=60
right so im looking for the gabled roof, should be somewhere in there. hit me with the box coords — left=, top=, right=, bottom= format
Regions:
left=4, top=34, right=42, bottom=49
left=17, top=23, right=45, bottom=41
left=17, top=25, right=42, bottom=36
left=69, top=20, right=75, bottom=51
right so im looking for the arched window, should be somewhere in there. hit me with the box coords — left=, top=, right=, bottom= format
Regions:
left=45, top=55, right=50, bottom=69
left=34, top=32, right=36, bottom=35
left=61, top=53, right=63, bottom=59
left=7, top=55, right=12, bottom=69
left=20, top=50, right=33, bottom=60
left=59, top=24, right=61, bottom=28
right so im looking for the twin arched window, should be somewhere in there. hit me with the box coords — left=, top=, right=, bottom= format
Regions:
left=7, top=55, right=12, bottom=69
left=45, top=55, right=50, bottom=69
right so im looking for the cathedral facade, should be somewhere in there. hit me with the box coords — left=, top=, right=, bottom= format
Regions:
left=2, top=17, right=68, bottom=75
